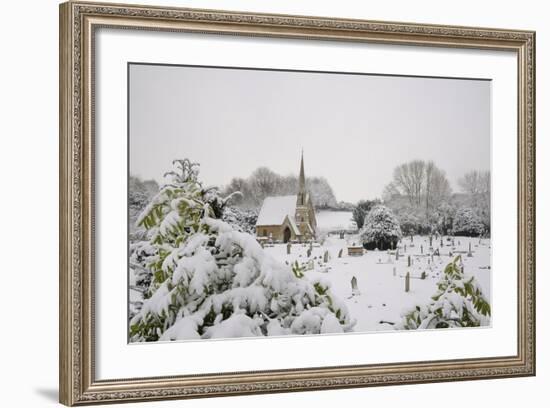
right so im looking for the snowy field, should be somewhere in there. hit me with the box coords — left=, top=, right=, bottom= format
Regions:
left=316, top=210, right=356, bottom=232
left=263, top=235, right=491, bottom=332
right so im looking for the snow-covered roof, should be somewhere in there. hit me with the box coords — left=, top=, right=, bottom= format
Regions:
left=256, top=195, right=297, bottom=226
left=285, top=214, right=301, bottom=236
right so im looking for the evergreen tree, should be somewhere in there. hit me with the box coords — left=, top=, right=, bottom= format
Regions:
left=130, top=159, right=353, bottom=341
left=222, top=206, right=258, bottom=234
left=129, top=176, right=159, bottom=241
left=360, top=205, right=402, bottom=250
left=452, top=207, right=484, bottom=237
left=397, top=256, right=490, bottom=329
left=352, top=199, right=381, bottom=230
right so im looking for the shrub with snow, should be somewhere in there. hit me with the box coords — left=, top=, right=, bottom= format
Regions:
left=360, top=205, right=402, bottom=250
left=129, top=241, right=156, bottom=292
left=452, top=207, right=484, bottom=237
left=433, top=202, right=456, bottom=236
left=397, top=210, right=422, bottom=236
left=129, top=176, right=159, bottom=241
left=352, top=199, right=381, bottom=231
left=129, top=159, right=353, bottom=342
left=221, top=206, right=258, bottom=234
left=397, top=255, right=490, bottom=330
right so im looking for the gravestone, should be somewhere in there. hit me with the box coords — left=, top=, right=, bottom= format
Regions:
left=351, top=276, right=360, bottom=296
left=405, top=271, right=410, bottom=292
left=286, top=243, right=291, bottom=255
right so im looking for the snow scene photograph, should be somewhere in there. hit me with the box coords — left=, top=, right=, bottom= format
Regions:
left=128, top=63, right=492, bottom=343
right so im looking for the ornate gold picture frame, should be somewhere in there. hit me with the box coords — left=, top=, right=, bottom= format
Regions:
left=59, top=1, right=535, bottom=405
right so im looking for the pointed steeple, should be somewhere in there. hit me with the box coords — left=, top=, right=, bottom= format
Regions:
left=298, top=150, right=306, bottom=205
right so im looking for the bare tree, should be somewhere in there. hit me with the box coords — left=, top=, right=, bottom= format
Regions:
left=426, top=162, right=451, bottom=214
left=384, top=160, right=452, bottom=232
left=458, top=170, right=490, bottom=206
left=393, top=160, right=426, bottom=206
left=457, top=170, right=491, bottom=231
left=224, top=177, right=250, bottom=207
left=224, top=168, right=338, bottom=210
left=425, top=161, right=436, bottom=214
left=382, top=182, right=400, bottom=201
left=458, top=170, right=482, bottom=197
left=249, top=167, right=281, bottom=202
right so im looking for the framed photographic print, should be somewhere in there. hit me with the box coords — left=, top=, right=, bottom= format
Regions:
left=59, top=1, right=536, bottom=405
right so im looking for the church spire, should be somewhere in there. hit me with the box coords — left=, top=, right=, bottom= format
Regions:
left=298, top=150, right=306, bottom=205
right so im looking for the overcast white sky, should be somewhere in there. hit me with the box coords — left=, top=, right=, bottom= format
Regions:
left=129, top=63, right=490, bottom=203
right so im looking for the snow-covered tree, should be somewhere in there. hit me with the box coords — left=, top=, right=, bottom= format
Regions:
left=397, top=210, right=422, bottom=236
left=222, top=206, right=258, bottom=234
left=452, top=207, right=484, bottom=237
left=397, top=256, right=490, bottom=329
left=352, top=199, right=381, bottom=231
left=392, top=160, right=426, bottom=207
left=223, top=170, right=338, bottom=210
left=433, top=202, right=456, bottom=235
left=129, top=176, right=159, bottom=241
left=306, top=177, right=338, bottom=208
left=424, top=162, right=452, bottom=215
left=249, top=167, right=282, bottom=202
left=458, top=170, right=491, bottom=234
left=383, top=160, right=452, bottom=230
left=360, top=205, right=402, bottom=250
left=222, top=177, right=252, bottom=208
left=130, top=159, right=353, bottom=341
left=129, top=240, right=157, bottom=319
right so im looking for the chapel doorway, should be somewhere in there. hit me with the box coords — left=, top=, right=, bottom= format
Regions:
left=283, top=227, right=291, bottom=243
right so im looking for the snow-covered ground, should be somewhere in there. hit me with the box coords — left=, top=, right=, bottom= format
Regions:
left=263, top=235, right=491, bottom=332
left=316, top=210, right=356, bottom=232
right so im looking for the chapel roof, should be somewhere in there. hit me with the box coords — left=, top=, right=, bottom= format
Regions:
left=256, top=195, right=297, bottom=226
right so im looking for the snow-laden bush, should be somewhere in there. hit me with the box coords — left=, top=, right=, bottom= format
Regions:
left=221, top=206, right=258, bottom=234
left=129, top=241, right=156, bottom=291
left=360, top=205, right=402, bottom=250
left=452, top=207, right=484, bottom=237
left=129, top=176, right=159, bottom=241
left=397, top=210, right=422, bottom=236
left=352, top=199, right=381, bottom=231
left=130, top=159, right=353, bottom=342
left=433, top=202, right=456, bottom=236
left=397, top=256, right=490, bottom=330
